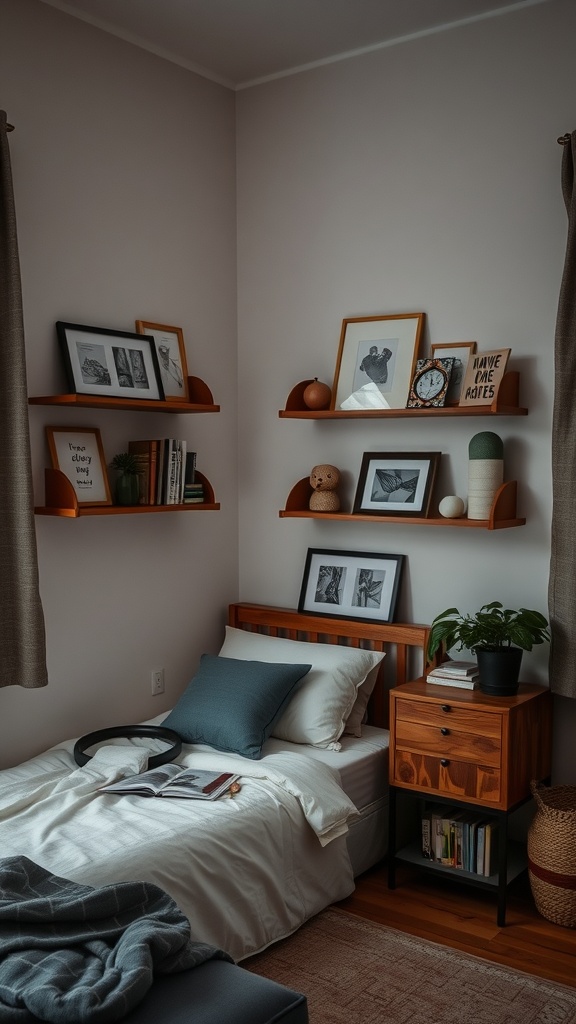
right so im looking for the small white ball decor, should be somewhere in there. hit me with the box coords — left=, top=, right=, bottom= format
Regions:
left=438, top=495, right=466, bottom=519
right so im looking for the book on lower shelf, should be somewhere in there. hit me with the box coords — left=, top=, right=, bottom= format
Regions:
left=419, top=805, right=498, bottom=876
left=100, top=763, right=239, bottom=800
left=421, top=807, right=434, bottom=859
left=482, top=820, right=499, bottom=876
left=431, top=806, right=446, bottom=862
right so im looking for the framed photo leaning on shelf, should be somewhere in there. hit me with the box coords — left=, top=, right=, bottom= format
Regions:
left=430, top=341, right=477, bottom=406
left=46, top=426, right=112, bottom=506
left=331, top=313, right=424, bottom=411
left=298, top=547, right=404, bottom=624
left=57, top=322, right=164, bottom=401
left=353, top=451, right=441, bottom=518
left=135, top=321, right=190, bottom=403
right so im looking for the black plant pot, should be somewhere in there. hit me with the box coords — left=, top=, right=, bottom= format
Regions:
left=476, top=646, right=523, bottom=696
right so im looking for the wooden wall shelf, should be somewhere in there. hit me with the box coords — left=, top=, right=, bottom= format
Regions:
left=29, top=376, right=219, bottom=414
left=280, top=479, right=525, bottom=530
left=35, top=469, right=219, bottom=517
left=279, top=372, right=527, bottom=418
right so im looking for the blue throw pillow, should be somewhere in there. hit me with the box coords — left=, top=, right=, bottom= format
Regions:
left=163, top=654, right=311, bottom=759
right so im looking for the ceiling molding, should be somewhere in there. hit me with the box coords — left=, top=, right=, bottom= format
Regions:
left=37, top=0, right=554, bottom=92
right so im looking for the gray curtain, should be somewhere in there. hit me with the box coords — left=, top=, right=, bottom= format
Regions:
left=0, top=111, right=48, bottom=688
left=548, top=131, right=576, bottom=699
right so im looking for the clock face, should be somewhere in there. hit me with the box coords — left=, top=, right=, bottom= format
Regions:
left=415, top=367, right=447, bottom=400
left=407, top=358, right=454, bottom=408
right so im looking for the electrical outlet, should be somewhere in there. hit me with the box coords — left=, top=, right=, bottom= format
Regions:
left=151, top=669, right=165, bottom=695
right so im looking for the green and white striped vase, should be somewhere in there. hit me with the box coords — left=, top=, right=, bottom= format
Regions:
left=467, top=431, right=503, bottom=520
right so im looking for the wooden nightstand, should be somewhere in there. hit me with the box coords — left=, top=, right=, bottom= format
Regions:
left=387, top=678, right=552, bottom=926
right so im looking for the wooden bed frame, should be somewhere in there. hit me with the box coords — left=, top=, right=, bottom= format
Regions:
left=229, top=603, right=431, bottom=729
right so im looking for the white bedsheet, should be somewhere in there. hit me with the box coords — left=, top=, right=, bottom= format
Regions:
left=264, top=725, right=389, bottom=809
left=0, top=737, right=358, bottom=961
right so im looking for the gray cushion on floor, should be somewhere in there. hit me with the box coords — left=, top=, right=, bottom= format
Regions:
left=120, top=959, right=309, bottom=1024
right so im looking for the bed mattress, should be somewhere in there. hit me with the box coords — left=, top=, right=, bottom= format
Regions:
left=261, top=725, right=390, bottom=877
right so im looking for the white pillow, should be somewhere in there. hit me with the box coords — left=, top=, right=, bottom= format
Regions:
left=343, top=661, right=381, bottom=737
left=219, top=626, right=384, bottom=750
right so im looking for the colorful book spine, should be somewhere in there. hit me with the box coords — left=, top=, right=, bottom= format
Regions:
left=421, top=810, right=433, bottom=859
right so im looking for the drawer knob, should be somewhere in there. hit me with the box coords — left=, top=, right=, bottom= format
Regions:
left=440, top=727, right=450, bottom=736
left=441, top=704, right=451, bottom=713
left=440, top=758, right=450, bottom=767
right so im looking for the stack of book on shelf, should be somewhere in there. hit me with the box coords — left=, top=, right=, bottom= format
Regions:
left=421, top=805, right=498, bottom=876
left=183, top=456, right=204, bottom=504
left=128, top=440, right=198, bottom=506
left=426, top=660, right=479, bottom=689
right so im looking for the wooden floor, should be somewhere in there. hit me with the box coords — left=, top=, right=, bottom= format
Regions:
left=337, top=861, right=576, bottom=988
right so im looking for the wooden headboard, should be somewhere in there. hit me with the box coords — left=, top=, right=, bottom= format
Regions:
left=228, top=603, right=431, bottom=729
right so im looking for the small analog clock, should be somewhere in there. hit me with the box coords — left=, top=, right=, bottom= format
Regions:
left=407, top=358, right=454, bottom=408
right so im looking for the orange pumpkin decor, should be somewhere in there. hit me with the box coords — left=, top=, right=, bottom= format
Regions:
left=303, top=378, right=332, bottom=410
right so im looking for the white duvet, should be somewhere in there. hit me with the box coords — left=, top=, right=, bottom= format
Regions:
left=0, top=736, right=358, bottom=961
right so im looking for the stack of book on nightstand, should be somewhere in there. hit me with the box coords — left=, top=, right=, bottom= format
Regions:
left=426, top=660, right=479, bottom=689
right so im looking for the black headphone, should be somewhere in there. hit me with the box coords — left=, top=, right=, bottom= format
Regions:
left=73, top=725, right=182, bottom=769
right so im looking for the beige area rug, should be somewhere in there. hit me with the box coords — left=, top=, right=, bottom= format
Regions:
left=244, top=907, right=576, bottom=1023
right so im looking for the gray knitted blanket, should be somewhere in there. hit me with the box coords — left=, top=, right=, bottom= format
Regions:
left=0, top=856, right=233, bottom=1023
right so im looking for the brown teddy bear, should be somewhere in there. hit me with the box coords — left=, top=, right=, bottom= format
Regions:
left=309, top=464, right=341, bottom=512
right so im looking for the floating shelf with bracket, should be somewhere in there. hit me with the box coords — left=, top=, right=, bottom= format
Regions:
left=29, top=376, right=219, bottom=414
left=279, top=371, right=527, bottom=418
left=35, top=470, right=219, bottom=517
left=280, top=479, right=525, bottom=530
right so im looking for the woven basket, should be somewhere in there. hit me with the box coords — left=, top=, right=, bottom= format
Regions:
left=528, top=781, right=576, bottom=928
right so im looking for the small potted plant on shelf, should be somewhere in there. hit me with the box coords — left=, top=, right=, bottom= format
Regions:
left=109, top=452, right=141, bottom=506
left=427, top=601, right=550, bottom=696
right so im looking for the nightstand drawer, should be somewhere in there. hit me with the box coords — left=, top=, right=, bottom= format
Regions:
left=393, top=748, right=501, bottom=804
left=395, top=697, right=501, bottom=739
left=394, top=719, right=501, bottom=766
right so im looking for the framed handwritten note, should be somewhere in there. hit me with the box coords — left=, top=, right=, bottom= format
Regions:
left=459, top=348, right=510, bottom=407
left=46, top=427, right=112, bottom=506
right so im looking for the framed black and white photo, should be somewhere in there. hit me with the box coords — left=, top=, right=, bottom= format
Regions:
left=135, top=320, right=190, bottom=403
left=353, top=451, right=441, bottom=517
left=56, top=322, right=164, bottom=401
left=430, top=341, right=477, bottom=405
left=298, top=548, right=404, bottom=624
left=331, top=313, right=424, bottom=411
left=46, top=426, right=112, bottom=506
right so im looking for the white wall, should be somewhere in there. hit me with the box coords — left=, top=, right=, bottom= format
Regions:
left=2, top=0, right=576, bottom=784
left=0, top=0, right=238, bottom=767
left=236, top=0, right=576, bottom=782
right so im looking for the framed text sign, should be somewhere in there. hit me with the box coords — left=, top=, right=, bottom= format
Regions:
left=46, top=427, right=112, bottom=506
left=459, top=348, right=510, bottom=407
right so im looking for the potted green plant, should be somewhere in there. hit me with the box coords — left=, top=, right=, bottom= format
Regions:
left=109, top=452, right=141, bottom=506
left=427, top=601, right=550, bottom=696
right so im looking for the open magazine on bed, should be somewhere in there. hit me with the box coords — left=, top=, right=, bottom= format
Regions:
left=100, top=763, right=240, bottom=800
